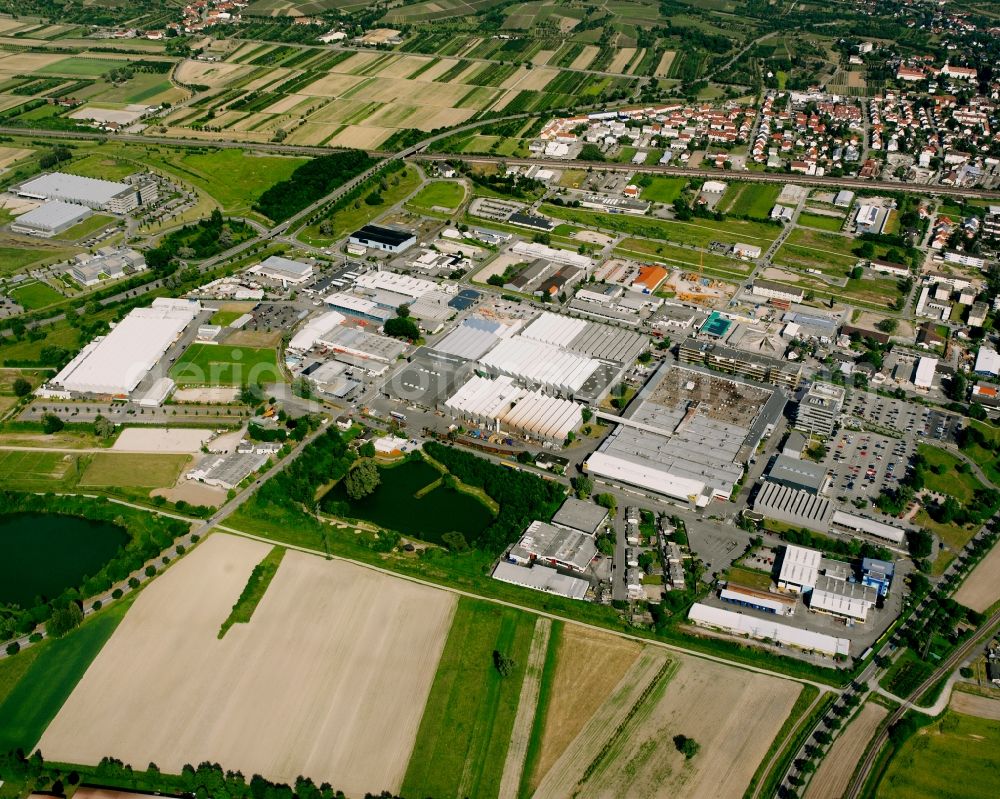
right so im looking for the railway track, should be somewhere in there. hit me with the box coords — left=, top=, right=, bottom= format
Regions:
left=843, top=606, right=1000, bottom=799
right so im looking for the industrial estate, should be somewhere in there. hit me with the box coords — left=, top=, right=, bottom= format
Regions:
left=0, top=1, right=999, bottom=798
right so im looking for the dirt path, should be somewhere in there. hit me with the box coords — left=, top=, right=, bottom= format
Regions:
left=806, top=703, right=887, bottom=799
left=498, top=617, right=552, bottom=799
left=950, top=689, right=1000, bottom=720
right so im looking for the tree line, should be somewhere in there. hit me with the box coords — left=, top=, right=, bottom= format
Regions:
left=254, top=150, right=376, bottom=223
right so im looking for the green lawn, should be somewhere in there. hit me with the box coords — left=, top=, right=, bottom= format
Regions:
left=53, top=213, right=117, bottom=241
left=209, top=309, right=246, bottom=326
left=0, top=597, right=133, bottom=751
left=719, top=182, right=780, bottom=218
left=638, top=176, right=687, bottom=203
left=918, top=445, right=984, bottom=503
left=401, top=597, right=537, bottom=799
left=63, top=153, right=140, bottom=182
left=797, top=211, right=845, bottom=232
left=958, top=419, right=1000, bottom=487
left=8, top=281, right=63, bottom=310
left=0, top=450, right=82, bottom=490
left=170, top=343, right=280, bottom=386
left=877, top=712, right=1000, bottom=799
left=725, top=565, right=773, bottom=591
left=405, top=180, right=466, bottom=214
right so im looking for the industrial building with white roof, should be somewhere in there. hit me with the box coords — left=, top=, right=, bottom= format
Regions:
left=508, top=519, right=598, bottom=573
left=10, top=200, right=91, bottom=237
left=46, top=298, right=200, bottom=397
left=443, top=375, right=582, bottom=442
left=16, top=171, right=156, bottom=213
left=585, top=362, right=785, bottom=507
left=777, top=544, right=822, bottom=593
left=250, top=256, right=314, bottom=285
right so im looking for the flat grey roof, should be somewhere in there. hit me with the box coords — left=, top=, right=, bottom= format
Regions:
left=18, top=171, right=129, bottom=204
left=768, top=453, right=827, bottom=491
left=550, top=497, right=609, bottom=536
left=13, top=200, right=90, bottom=229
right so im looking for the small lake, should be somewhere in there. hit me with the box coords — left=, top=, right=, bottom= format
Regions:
left=0, top=513, right=129, bottom=608
left=322, top=458, right=495, bottom=546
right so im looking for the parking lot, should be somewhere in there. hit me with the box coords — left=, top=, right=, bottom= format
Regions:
left=846, top=393, right=962, bottom=443
left=824, top=430, right=916, bottom=507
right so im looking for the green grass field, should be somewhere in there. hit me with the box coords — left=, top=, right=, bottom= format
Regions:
left=542, top=203, right=780, bottom=249
left=918, top=445, right=984, bottom=504
left=53, top=213, right=117, bottom=241
left=8, top=281, right=63, bottom=310
left=0, top=244, right=77, bottom=277
left=638, top=176, right=687, bottom=203
left=402, top=597, right=537, bottom=799
left=614, top=238, right=753, bottom=277
left=209, top=309, right=246, bottom=326
left=39, top=57, right=144, bottom=77
left=0, top=597, right=133, bottom=751
left=406, top=181, right=466, bottom=214
left=170, top=343, right=280, bottom=386
left=0, top=449, right=81, bottom=490
left=796, top=211, right=845, bottom=232
left=877, top=712, right=1000, bottom=799
left=78, top=452, right=190, bottom=489
left=719, top=182, right=780, bottom=218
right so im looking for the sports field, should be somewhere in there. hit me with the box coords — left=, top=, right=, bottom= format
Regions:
left=8, top=281, right=63, bottom=310
left=170, top=343, right=280, bottom=386
left=38, top=534, right=456, bottom=794
left=0, top=449, right=79, bottom=490
left=876, top=712, right=1000, bottom=799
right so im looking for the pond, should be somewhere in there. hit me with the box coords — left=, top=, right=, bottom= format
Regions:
left=0, top=513, right=129, bottom=608
left=322, top=457, right=495, bottom=546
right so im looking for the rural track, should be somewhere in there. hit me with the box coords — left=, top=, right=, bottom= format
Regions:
left=842, top=606, right=1000, bottom=799
left=497, top=617, right=552, bottom=799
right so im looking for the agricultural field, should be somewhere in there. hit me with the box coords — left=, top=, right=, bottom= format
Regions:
left=718, top=183, right=780, bottom=219
left=161, top=48, right=637, bottom=148
left=807, top=702, right=887, bottom=799
left=38, top=534, right=457, bottom=796
left=531, top=648, right=802, bottom=798
left=953, top=543, right=1000, bottom=612
left=0, top=598, right=134, bottom=752
left=169, top=343, right=280, bottom=386
left=876, top=712, right=1000, bottom=799
left=401, top=598, right=537, bottom=799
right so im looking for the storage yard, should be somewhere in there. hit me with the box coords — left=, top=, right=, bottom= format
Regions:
left=37, top=534, right=457, bottom=795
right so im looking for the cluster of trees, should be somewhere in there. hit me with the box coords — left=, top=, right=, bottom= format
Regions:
left=493, top=649, right=515, bottom=677
left=383, top=305, right=420, bottom=342
left=673, top=734, right=700, bottom=760
left=0, top=749, right=402, bottom=799
left=314, top=161, right=406, bottom=235
left=254, top=150, right=376, bottom=223
left=424, top=441, right=564, bottom=553
left=38, top=145, right=72, bottom=170
left=771, top=524, right=893, bottom=563
left=344, top=459, right=380, bottom=500
left=146, top=209, right=252, bottom=270
left=450, top=160, right=544, bottom=200
left=0, top=494, right=188, bottom=644
left=255, top=427, right=355, bottom=510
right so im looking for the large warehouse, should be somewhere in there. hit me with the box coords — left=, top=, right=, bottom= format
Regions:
left=16, top=171, right=156, bottom=213
left=520, top=311, right=646, bottom=363
left=48, top=299, right=200, bottom=396
left=348, top=224, right=416, bottom=254
left=478, top=336, right=602, bottom=398
left=585, top=363, right=785, bottom=507
left=443, top=374, right=582, bottom=442
left=10, top=200, right=91, bottom=237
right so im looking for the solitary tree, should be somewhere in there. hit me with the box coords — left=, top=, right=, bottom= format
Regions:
left=493, top=649, right=515, bottom=677
left=12, top=377, right=31, bottom=397
left=41, top=413, right=64, bottom=434
left=673, top=734, right=700, bottom=759
left=344, top=460, right=381, bottom=500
